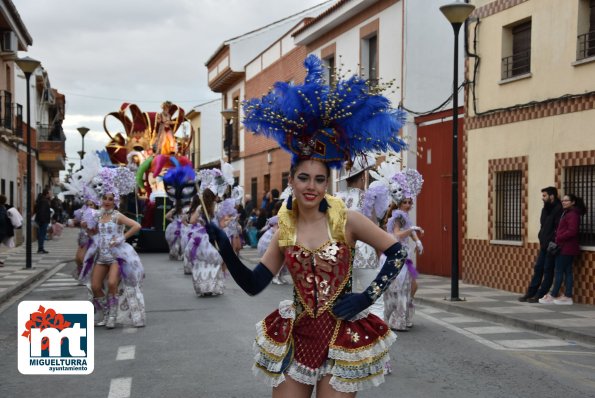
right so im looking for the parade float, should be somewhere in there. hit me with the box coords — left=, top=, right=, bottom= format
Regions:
left=102, top=101, right=195, bottom=252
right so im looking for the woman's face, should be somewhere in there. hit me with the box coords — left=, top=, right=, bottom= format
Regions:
left=289, top=160, right=329, bottom=211
left=398, top=198, right=413, bottom=212
left=101, top=193, right=115, bottom=210
left=561, top=195, right=574, bottom=210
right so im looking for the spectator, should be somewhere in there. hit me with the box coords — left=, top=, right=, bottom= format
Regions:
left=520, top=186, right=563, bottom=303
left=34, top=189, right=52, bottom=254
left=0, top=195, right=13, bottom=265
left=539, top=194, right=587, bottom=305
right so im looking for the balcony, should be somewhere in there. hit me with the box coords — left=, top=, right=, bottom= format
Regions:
left=37, top=123, right=66, bottom=172
left=0, top=90, right=13, bottom=135
left=501, top=50, right=531, bottom=80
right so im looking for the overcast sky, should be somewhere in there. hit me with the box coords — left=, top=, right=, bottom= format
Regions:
left=16, top=0, right=329, bottom=172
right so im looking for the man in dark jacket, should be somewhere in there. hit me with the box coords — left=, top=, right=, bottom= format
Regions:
left=34, top=189, right=52, bottom=254
left=519, top=186, right=563, bottom=302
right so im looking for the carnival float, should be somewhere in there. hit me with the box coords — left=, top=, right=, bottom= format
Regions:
left=102, top=101, right=195, bottom=251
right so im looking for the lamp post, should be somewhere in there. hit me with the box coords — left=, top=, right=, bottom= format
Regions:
left=221, top=109, right=235, bottom=162
left=15, top=56, right=41, bottom=270
left=440, top=1, right=475, bottom=301
left=77, top=127, right=89, bottom=168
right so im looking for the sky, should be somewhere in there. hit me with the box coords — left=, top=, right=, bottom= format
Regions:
left=16, top=0, right=330, bottom=175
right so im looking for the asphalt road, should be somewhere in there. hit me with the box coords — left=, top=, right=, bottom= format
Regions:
left=0, top=252, right=594, bottom=398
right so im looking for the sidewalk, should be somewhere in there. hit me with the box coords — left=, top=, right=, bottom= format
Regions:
left=0, top=227, right=78, bottom=304
left=240, top=247, right=595, bottom=345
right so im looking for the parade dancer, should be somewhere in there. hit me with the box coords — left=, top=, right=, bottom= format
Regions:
left=382, top=168, right=424, bottom=331
left=80, top=167, right=145, bottom=329
left=336, top=154, right=390, bottom=319
left=206, top=55, right=407, bottom=396
left=187, top=179, right=225, bottom=296
left=163, top=165, right=197, bottom=261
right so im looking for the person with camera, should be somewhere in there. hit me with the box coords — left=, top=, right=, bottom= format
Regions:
left=519, top=187, right=563, bottom=303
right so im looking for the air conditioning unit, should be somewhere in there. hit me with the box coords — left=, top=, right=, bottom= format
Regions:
left=1, top=31, right=17, bottom=53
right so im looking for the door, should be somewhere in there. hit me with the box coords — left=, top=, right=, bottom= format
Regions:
left=416, top=111, right=463, bottom=277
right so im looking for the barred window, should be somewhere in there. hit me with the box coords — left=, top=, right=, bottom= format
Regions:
left=563, top=165, right=595, bottom=246
left=502, top=20, right=531, bottom=79
left=495, top=170, right=522, bottom=241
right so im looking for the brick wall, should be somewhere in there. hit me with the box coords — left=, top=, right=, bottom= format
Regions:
left=243, top=46, right=308, bottom=206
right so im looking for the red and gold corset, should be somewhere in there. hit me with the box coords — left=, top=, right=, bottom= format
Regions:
left=284, top=241, right=353, bottom=318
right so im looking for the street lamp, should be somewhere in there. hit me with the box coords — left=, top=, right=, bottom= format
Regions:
left=221, top=108, right=235, bottom=162
left=15, top=56, right=41, bottom=270
left=440, top=0, right=475, bottom=301
left=77, top=127, right=89, bottom=168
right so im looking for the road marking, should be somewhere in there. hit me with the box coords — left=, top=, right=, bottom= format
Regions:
left=116, top=345, right=136, bottom=361
left=108, top=377, right=132, bottom=398
left=495, top=339, right=571, bottom=349
left=464, top=326, right=521, bottom=334
left=122, top=327, right=138, bottom=334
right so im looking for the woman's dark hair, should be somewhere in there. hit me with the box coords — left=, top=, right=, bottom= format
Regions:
left=289, top=160, right=331, bottom=178
left=202, top=188, right=217, bottom=220
left=188, top=195, right=200, bottom=215
left=566, top=193, right=587, bottom=215
left=381, top=202, right=398, bottom=230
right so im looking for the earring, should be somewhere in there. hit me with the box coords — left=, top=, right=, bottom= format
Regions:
left=318, top=197, right=329, bottom=213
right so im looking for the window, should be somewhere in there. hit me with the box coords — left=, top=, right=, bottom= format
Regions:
left=323, top=55, right=335, bottom=86
left=563, top=165, right=595, bottom=245
left=1, top=178, right=4, bottom=195
left=502, top=20, right=531, bottom=79
left=10, top=181, right=14, bottom=205
left=15, top=103, right=22, bottom=138
left=361, top=34, right=378, bottom=84
left=281, top=172, right=289, bottom=191
left=250, top=177, right=257, bottom=209
left=495, top=170, right=522, bottom=241
left=577, top=0, right=595, bottom=60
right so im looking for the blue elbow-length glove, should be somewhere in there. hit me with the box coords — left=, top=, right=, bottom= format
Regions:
left=205, top=221, right=272, bottom=296
left=333, top=242, right=407, bottom=320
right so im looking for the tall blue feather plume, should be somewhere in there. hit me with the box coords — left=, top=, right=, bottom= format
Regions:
left=163, top=165, right=196, bottom=187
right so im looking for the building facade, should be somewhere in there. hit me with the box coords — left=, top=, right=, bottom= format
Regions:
left=463, top=0, right=595, bottom=303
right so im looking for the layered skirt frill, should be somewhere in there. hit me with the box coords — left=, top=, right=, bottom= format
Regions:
left=253, top=300, right=396, bottom=393
left=165, top=218, right=184, bottom=260
left=183, top=225, right=224, bottom=296
left=382, top=242, right=416, bottom=330
left=181, top=224, right=202, bottom=274
left=79, top=241, right=146, bottom=327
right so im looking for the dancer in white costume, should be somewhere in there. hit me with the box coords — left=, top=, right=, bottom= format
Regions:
left=163, top=165, right=197, bottom=262
left=79, top=166, right=145, bottom=329
left=381, top=169, right=424, bottom=331
left=187, top=185, right=224, bottom=296
left=336, top=154, right=389, bottom=319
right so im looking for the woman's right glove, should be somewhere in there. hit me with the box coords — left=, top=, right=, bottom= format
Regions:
left=205, top=221, right=272, bottom=296
left=333, top=242, right=407, bottom=320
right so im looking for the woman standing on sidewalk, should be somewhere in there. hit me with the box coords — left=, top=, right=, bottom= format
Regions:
left=539, top=194, right=586, bottom=305
left=80, top=167, right=145, bottom=329
left=205, top=55, right=408, bottom=396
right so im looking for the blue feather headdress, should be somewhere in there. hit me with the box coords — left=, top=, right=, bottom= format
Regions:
left=163, top=165, right=197, bottom=203
left=243, top=55, right=407, bottom=169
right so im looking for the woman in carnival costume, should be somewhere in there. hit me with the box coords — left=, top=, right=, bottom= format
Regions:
left=380, top=168, right=424, bottom=331
left=79, top=166, right=145, bottom=329
left=205, top=55, right=408, bottom=396
left=185, top=167, right=231, bottom=296
left=62, top=154, right=103, bottom=279
left=163, top=165, right=197, bottom=261
left=336, top=154, right=390, bottom=320
left=181, top=194, right=202, bottom=275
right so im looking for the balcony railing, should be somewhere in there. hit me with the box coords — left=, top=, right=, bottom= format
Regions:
left=501, top=50, right=531, bottom=80
left=37, top=123, right=66, bottom=141
left=577, top=31, right=595, bottom=60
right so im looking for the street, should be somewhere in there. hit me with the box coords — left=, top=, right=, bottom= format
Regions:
left=0, top=251, right=594, bottom=398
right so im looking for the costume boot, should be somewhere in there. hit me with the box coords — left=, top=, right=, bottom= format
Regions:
left=92, top=296, right=108, bottom=326
left=105, top=295, right=118, bottom=329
